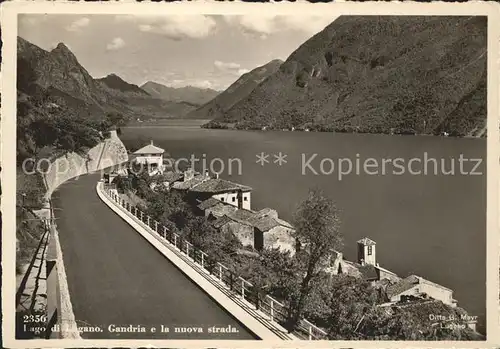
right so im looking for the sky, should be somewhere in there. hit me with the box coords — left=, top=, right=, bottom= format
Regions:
left=18, top=14, right=338, bottom=91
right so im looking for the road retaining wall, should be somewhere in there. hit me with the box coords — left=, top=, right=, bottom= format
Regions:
left=17, top=130, right=128, bottom=339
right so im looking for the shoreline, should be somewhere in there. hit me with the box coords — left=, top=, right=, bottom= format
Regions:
left=122, top=120, right=486, bottom=139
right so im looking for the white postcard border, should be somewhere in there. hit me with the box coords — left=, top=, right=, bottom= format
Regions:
left=1, top=1, right=499, bottom=348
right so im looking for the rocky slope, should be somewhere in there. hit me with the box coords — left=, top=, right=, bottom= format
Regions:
left=208, top=16, right=486, bottom=137
left=97, top=74, right=150, bottom=97
left=187, top=59, right=283, bottom=120
left=141, top=81, right=219, bottom=106
left=17, top=37, right=193, bottom=120
left=97, top=74, right=196, bottom=118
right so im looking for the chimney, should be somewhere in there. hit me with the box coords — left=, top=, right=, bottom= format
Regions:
left=204, top=169, right=209, bottom=178
left=150, top=140, right=154, bottom=145
left=215, top=173, right=219, bottom=179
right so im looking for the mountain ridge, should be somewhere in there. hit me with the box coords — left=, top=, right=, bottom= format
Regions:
left=206, top=16, right=487, bottom=137
left=97, top=74, right=151, bottom=97
left=17, top=37, right=197, bottom=120
left=186, top=59, right=283, bottom=120
left=140, top=81, right=220, bottom=106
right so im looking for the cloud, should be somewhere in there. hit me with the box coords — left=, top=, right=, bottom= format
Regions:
left=107, top=37, right=126, bottom=51
left=224, top=15, right=335, bottom=38
left=115, top=15, right=216, bottom=40
left=214, top=60, right=241, bottom=70
left=189, top=80, right=213, bottom=89
left=165, top=79, right=214, bottom=89
left=66, top=17, right=90, bottom=32
left=213, top=60, right=249, bottom=76
left=19, top=15, right=49, bottom=27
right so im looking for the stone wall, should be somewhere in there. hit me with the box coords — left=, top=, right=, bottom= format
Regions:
left=222, top=221, right=254, bottom=248
left=44, top=130, right=128, bottom=199
left=263, top=225, right=296, bottom=254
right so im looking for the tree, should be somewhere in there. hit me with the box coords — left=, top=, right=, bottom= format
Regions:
left=321, top=275, right=381, bottom=339
left=183, top=216, right=240, bottom=257
left=106, top=112, right=127, bottom=127
left=286, top=188, right=343, bottom=332
left=115, top=175, right=133, bottom=193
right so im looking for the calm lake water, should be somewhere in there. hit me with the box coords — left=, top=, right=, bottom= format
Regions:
left=121, top=122, right=486, bottom=332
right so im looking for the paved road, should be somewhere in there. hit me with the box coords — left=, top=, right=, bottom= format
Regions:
left=53, top=173, right=256, bottom=339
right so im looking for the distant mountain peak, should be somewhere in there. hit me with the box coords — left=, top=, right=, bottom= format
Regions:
left=140, top=81, right=220, bottom=105
left=50, top=42, right=79, bottom=64
left=185, top=59, right=282, bottom=119
left=52, top=42, right=72, bottom=54
left=97, top=73, right=149, bottom=96
left=17, top=36, right=200, bottom=120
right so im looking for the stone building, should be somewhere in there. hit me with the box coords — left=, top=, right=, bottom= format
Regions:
left=210, top=207, right=296, bottom=254
left=171, top=168, right=208, bottom=191
left=386, top=275, right=458, bottom=307
left=327, top=237, right=457, bottom=308
left=328, top=237, right=399, bottom=283
left=189, top=177, right=252, bottom=210
left=197, top=197, right=238, bottom=218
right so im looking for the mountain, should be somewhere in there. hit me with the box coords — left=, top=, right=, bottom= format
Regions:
left=141, top=81, right=219, bottom=106
left=207, top=16, right=486, bottom=137
left=97, top=74, right=150, bottom=97
left=186, top=59, right=283, bottom=120
left=17, top=37, right=195, bottom=120
left=18, top=39, right=107, bottom=112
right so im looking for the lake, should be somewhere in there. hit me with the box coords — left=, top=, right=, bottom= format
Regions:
left=120, top=121, right=487, bottom=332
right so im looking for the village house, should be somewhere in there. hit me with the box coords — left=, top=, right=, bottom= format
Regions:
left=385, top=275, right=458, bottom=307
left=197, top=197, right=238, bottom=218
left=327, top=237, right=458, bottom=308
left=159, top=171, right=184, bottom=190
left=132, top=140, right=166, bottom=176
left=189, top=177, right=252, bottom=210
left=328, top=238, right=400, bottom=283
left=170, top=168, right=209, bottom=191
left=212, top=209, right=256, bottom=247
left=248, top=208, right=295, bottom=253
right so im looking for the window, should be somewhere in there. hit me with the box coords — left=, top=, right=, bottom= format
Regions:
left=244, top=197, right=248, bottom=201
left=367, top=246, right=373, bottom=255
left=232, top=197, right=236, bottom=202
left=221, top=198, right=224, bottom=202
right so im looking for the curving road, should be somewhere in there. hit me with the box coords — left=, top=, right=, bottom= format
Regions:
left=53, top=173, right=256, bottom=339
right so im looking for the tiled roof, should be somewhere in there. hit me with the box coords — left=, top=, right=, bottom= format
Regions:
left=162, top=171, right=183, bottom=183
left=250, top=216, right=280, bottom=232
left=133, top=143, right=165, bottom=155
left=275, top=217, right=294, bottom=229
left=197, top=197, right=222, bottom=210
left=255, top=207, right=278, bottom=218
left=357, top=237, right=376, bottom=246
left=191, top=178, right=252, bottom=193
left=386, top=275, right=420, bottom=299
left=246, top=207, right=294, bottom=231
left=206, top=202, right=238, bottom=218
left=357, top=264, right=379, bottom=281
left=227, top=209, right=256, bottom=223
left=217, top=208, right=293, bottom=232
left=171, top=175, right=207, bottom=190
left=212, top=215, right=234, bottom=229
